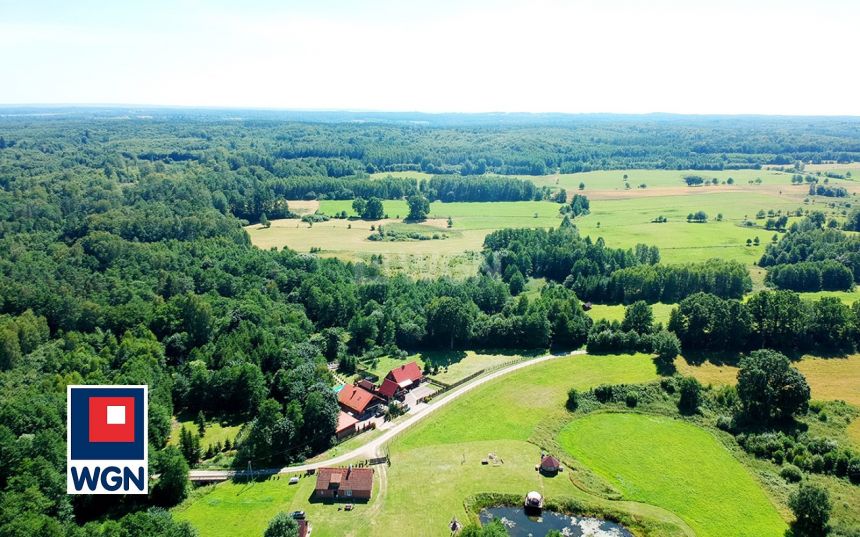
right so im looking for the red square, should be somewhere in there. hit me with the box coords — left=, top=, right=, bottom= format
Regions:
left=88, top=397, right=135, bottom=443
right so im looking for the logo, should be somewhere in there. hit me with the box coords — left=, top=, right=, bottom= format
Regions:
left=67, top=385, right=148, bottom=494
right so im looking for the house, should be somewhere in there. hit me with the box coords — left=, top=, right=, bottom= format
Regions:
left=314, top=467, right=374, bottom=501
left=356, top=378, right=376, bottom=393
left=386, top=361, right=423, bottom=388
left=335, top=411, right=358, bottom=440
left=337, top=383, right=380, bottom=418
left=539, top=454, right=561, bottom=476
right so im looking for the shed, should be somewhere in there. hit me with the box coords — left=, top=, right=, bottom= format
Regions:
left=539, top=454, right=561, bottom=475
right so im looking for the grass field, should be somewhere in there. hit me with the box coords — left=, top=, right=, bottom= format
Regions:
left=169, top=419, right=243, bottom=451
left=525, top=168, right=797, bottom=191
left=676, top=354, right=860, bottom=406
left=585, top=302, right=676, bottom=326
left=559, top=413, right=786, bottom=537
left=849, top=418, right=860, bottom=448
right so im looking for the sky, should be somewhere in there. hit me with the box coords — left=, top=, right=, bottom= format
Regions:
left=1, top=0, right=858, bottom=115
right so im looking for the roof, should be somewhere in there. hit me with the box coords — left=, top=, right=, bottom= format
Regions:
left=336, top=411, right=358, bottom=433
left=298, top=520, right=308, bottom=537
left=338, top=384, right=376, bottom=414
left=357, top=379, right=376, bottom=392
left=540, top=455, right=561, bottom=469
left=386, top=361, right=423, bottom=384
left=314, top=467, right=374, bottom=493
left=378, top=377, right=400, bottom=398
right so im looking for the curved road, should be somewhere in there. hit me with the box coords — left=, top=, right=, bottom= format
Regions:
left=189, top=350, right=584, bottom=481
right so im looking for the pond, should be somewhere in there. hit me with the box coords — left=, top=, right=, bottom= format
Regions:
left=479, top=506, right=633, bottom=537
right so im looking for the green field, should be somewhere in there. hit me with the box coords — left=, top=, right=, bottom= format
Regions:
left=360, top=350, right=537, bottom=386
left=559, top=413, right=786, bottom=537
left=586, top=302, right=676, bottom=326
left=524, top=168, right=798, bottom=191
left=169, top=419, right=243, bottom=451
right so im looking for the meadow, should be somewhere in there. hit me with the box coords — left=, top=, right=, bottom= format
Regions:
left=676, top=354, right=860, bottom=406
left=559, top=413, right=786, bottom=537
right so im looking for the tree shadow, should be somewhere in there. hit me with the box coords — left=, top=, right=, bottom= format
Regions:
left=680, top=350, right=744, bottom=367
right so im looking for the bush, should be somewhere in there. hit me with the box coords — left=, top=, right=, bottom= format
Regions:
left=593, top=384, right=613, bottom=403
left=566, top=388, right=579, bottom=411
left=625, top=393, right=638, bottom=408
left=715, top=415, right=734, bottom=432
left=677, top=377, right=702, bottom=414
left=780, top=464, right=803, bottom=483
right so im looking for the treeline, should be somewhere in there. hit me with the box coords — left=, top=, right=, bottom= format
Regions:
left=570, top=260, right=752, bottom=304
left=420, top=175, right=540, bottom=202
left=481, top=226, right=749, bottom=304
left=668, top=291, right=860, bottom=353
left=760, top=220, right=860, bottom=291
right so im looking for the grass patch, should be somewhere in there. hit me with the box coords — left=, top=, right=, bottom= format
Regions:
left=169, top=419, right=243, bottom=451
left=585, top=302, right=676, bottom=326
left=559, top=413, right=786, bottom=537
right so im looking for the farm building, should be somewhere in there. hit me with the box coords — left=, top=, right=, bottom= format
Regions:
left=314, top=467, right=374, bottom=500
left=539, top=454, right=561, bottom=475
left=377, top=361, right=423, bottom=400
left=337, top=383, right=381, bottom=418
left=335, top=411, right=358, bottom=440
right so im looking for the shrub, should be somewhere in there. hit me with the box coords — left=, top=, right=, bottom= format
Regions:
left=677, top=377, right=702, bottom=414
left=593, top=384, right=613, bottom=403
left=566, top=388, right=579, bottom=411
left=780, top=464, right=803, bottom=483
left=625, top=393, right=638, bottom=408
left=715, top=415, right=734, bottom=432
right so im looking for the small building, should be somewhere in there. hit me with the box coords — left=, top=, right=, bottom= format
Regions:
left=337, top=383, right=380, bottom=418
left=582, top=301, right=593, bottom=311
left=539, top=454, right=561, bottom=476
left=356, top=378, right=376, bottom=393
left=298, top=520, right=310, bottom=537
left=314, top=467, right=374, bottom=501
left=335, top=411, right=359, bottom=440
left=378, top=361, right=423, bottom=400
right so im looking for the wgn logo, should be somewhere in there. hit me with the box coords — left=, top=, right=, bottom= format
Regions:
left=67, top=385, right=148, bottom=494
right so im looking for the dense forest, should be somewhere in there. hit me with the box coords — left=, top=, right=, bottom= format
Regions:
left=2, top=111, right=860, bottom=536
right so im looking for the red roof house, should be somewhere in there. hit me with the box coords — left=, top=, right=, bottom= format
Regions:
left=540, top=454, right=561, bottom=475
left=314, top=467, right=374, bottom=500
left=377, top=377, right=400, bottom=399
left=335, top=411, right=359, bottom=440
left=385, top=361, right=423, bottom=388
left=337, top=384, right=378, bottom=415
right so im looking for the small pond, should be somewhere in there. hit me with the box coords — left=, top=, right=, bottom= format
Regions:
left=479, top=506, right=633, bottom=537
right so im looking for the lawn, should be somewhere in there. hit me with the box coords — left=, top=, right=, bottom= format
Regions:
left=849, top=418, right=860, bottom=449
left=559, top=413, right=786, bottom=537
left=676, top=354, right=860, bottom=406
left=524, top=168, right=798, bottom=191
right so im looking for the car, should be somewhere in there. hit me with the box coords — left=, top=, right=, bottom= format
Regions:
left=288, top=476, right=299, bottom=485
left=290, top=511, right=305, bottom=519
left=344, top=504, right=354, bottom=511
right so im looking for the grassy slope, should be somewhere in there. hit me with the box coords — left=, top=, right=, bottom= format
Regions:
left=559, top=413, right=786, bottom=537
left=169, top=420, right=242, bottom=450
left=586, top=302, right=676, bottom=326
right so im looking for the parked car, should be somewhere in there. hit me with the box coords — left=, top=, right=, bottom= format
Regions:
left=344, top=504, right=354, bottom=511
left=290, top=511, right=305, bottom=519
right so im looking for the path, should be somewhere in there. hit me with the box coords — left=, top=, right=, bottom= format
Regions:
left=188, top=350, right=583, bottom=482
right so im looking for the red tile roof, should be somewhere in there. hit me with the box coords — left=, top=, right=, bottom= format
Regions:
left=386, top=361, right=422, bottom=384
left=298, top=520, right=308, bottom=537
left=338, top=384, right=376, bottom=414
left=377, top=377, right=400, bottom=399
left=314, top=467, right=373, bottom=493
left=357, top=379, right=376, bottom=392
left=336, top=411, right=358, bottom=433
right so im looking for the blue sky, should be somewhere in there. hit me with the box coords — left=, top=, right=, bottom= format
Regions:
left=1, top=0, right=858, bottom=114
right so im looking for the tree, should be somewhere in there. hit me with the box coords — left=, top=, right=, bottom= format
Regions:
left=789, top=483, right=831, bottom=537
left=406, top=194, right=430, bottom=221
left=352, top=197, right=367, bottom=216
left=678, top=377, right=702, bottom=414
left=426, top=296, right=476, bottom=349
left=259, top=213, right=271, bottom=228
left=737, top=350, right=810, bottom=423
left=151, top=446, right=189, bottom=506
left=264, top=512, right=299, bottom=537
left=508, top=270, right=525, bottom=296
left=178, top=426, right=201, bottom=465
left=195, top=410, right=206, bottom=438
left=363, top=197, right=384, bottom=219
left=578, top=182, right=585, bottom=190
left=652, top=330, right=681, bottom=369
left=621, top=301, right=654, bottom=334
left=566, top=388, right=579, bottom=410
